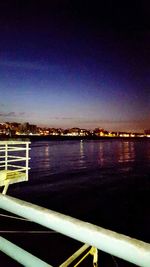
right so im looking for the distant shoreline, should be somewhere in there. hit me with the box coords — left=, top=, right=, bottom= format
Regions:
left=0, top=135, right=149, bottom=141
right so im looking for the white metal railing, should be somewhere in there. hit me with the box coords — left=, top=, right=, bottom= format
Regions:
left=0, top=141, right=149, bottom=267
left=0, top=194, right=150, bottom=267
left=0, top=236, right=51, bottom=267
left=0, top=141, right=30, bottom=194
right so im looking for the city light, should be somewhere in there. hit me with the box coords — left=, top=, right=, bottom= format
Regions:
left=0, top=122, right=149, bottom=138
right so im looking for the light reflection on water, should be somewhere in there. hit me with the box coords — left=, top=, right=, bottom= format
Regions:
left=118, top=141, right=135, bottom=163
left=30, top=139, right=150, bottom=178
left=98, top=142, right=104, bottom=166
left=12, top=139, right=150, bottom=245
left=79, top=140, right=86, bottom=168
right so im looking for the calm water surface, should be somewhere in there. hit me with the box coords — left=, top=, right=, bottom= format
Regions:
left=10, top=139, right=150, bottom=238
left=2, top=139, right=150, bottom=266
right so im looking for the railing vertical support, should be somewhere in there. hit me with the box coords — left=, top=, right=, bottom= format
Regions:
left=59, top=244, right=90, bottom=267
left=5, top=143, right=8, bottom=171
left=90, top=247, right=98, bottom=267
left=2, top=180, right=9, bottom=195
left=26, top=142, right=29, bottom=181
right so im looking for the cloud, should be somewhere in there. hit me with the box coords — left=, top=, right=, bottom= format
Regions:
left=0, top=112, right=15, bottom=117
left=0, top=111, right=25, bottom=117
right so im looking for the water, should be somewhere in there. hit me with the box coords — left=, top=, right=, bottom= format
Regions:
left=1, top=139, right=150, bottom=266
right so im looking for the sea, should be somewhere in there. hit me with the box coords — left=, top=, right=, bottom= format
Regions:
left=0, top=139, right=150, bottom=266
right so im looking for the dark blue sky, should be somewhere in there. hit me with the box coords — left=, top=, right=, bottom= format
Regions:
left=0, top=1, right=149, bottom=132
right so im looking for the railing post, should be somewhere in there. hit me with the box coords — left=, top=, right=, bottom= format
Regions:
left=90, top=247, right=98, bottom=267
left=5, top=142, right=8, bottom=171
left=26, top=142, right=29, bottom=181
left=2, top=180, right=10, bottom=195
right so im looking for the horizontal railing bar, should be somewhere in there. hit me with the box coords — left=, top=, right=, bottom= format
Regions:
left=0, top=141, right=31, bottom=144
left=0, top=236, right=52, bottom=267
left=0, top=147, right=26, bottom=152
left=0, top=148, right=30, bottom=152
left=8, top=155, right=27, bottom=159
left=0, top=148, right=30, bottom=150
left=0, top=194, right=149, bottom=267
left=9, top=147, right=30, bottom=151
left=0, top=158, right=30, bottom=163
left=7, top=165, right=29, bottom=169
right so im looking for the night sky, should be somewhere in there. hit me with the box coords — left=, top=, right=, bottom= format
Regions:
left=0, top=1, right=149, bottom=132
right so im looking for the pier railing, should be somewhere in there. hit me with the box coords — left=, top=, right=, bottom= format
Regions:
left=0, top=141, right=150, bottom=267
left=0, top=141, right=30, bottom=194
left=0, top=194, right=150, bottom=267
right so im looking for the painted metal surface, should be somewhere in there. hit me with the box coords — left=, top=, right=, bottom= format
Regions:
left=59, top=244, right=90, bottom=267
left=0, top=193, right=150, bottom=267
left=0, top=141, right=30, bottom=194
left=0, top=236, right=52, bottom=267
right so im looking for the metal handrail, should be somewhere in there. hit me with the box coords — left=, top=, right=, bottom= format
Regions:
left=0, top=141, right=30, bottom=144
left=0, top=193, right=149, bottom=267
left=0, top=141, right=149, bottom=267
left=0, top=236, right=51, bottom=267
left=0, top=141, right=30, bottom=194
